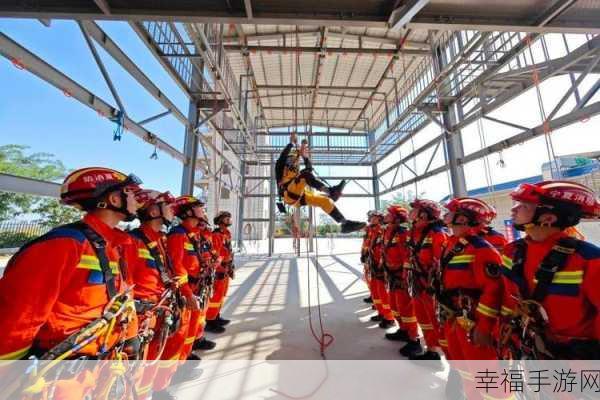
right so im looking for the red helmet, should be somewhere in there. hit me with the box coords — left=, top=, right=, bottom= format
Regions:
left=387, top=205, right=409, bottom=222
left=60, top=167, right=142, bottom=209
left=367, top=210, right=384, bottom=220
left=135, top=190, right=175, bottom=210
left=511, top=180, right=600, bottom=219
left=214, top=211, right=232, bottom=225
left=410, top=199, right=442, bottom=220
left=445, top=197, right=491, bottom=226
left=173, top=195, right=205, bottom=218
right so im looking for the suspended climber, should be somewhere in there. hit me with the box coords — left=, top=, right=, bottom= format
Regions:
left=275, top=132, right=366, bottom=233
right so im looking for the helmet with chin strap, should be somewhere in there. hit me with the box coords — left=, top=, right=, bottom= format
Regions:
left=135, top=190, right=175, bottom=224
left=214, top=211, right=232, bottom=226
left=445, top=197, right=493, bottom=227
left=510, top=180, right=600, bottom=230
left=387, top=205, right=409, bottom=223
left=410, top=199, right=442, bottom=220
left=60, top=167, right=142, bottom=221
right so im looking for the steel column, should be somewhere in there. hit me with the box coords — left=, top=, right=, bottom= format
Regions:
left=236, top=161, right=246, bottom=250
left=181, top=100, right=199, bottom=195
left=268, top=154, right=276, bottom=257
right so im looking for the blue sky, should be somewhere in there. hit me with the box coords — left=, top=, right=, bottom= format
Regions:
left=0, top=19, right=188, bottom=194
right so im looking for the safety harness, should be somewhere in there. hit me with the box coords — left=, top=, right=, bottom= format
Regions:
left=501, top=236, right=600, bottom=359
left=406, top=223, right=436, bottom=295
left=180, top=226, right=215, bottom=307
left=383, top=225, right=408, bottom=291
left=435, top=236, right=482, bottom=328
left=130, top=229, right=172, bottom=287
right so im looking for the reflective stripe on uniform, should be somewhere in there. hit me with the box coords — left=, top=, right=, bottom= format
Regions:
left=77, top=254, right=119, bottom=274
left=138, top=248, right=153, bottom=260
left=0, top=345, right=31, bottom=360
left=533, top=270, right=583, bottom=285
left=501, top=255, right=513, bottom=270
left=476, top=302, right=499, bottom=318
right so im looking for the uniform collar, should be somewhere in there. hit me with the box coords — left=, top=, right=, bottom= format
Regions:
left=525, top=230, right=568, bottom=246
left=83, top=213, right=132, bottom=246
left=182, top=219, right=199, bottom=235
left=140, top=223, right=162, bottom=242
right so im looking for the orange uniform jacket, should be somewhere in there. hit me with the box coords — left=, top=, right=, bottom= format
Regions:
left=0, top=214, right=136, bottom=359
left=501, top=232, right=600, bottom=342
left=408, top=223, right=448, bottom=284
left=166, top=221, right=202, bottom=298
left=382, top=224, right=410, bottom=272
left=480, top=226, right=508, bottom=253
left=127, top=225, right=174, bottom=302
left=212, top=226, right=232, bottom=276
left=441, top=235, right=504, bottom=334
left=367, top=224, right=385, bottom=267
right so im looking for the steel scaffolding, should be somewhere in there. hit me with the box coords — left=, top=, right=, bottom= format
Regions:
left=0, top=1, right=599, bottom=253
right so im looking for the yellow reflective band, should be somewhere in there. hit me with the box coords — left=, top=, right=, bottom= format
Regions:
left=198, top=316, right=206, bottom=324
left=449, top=255, right=475, bottom=264
left=136, top=383, right=152, bottom=395
left=392, top=311, right=401, bottom=317
left=423, top=238, right=432, bottom=244
left=533, top=270, right=583, bottom=285
left=501, top=306, right=514, bottom=317
left=382, top=304, right=391, bottom=309
left=137, top=249, right=153, bottom=260
left=373, top=300, right=382, bottom=304
left=178, top=274, right=189, bottom=285
left=0, top=345, right=31, bottom=360
left=438, top=339, right=448, bottom=346
left=502, top=255, right=513, bottom=270
left=77, top=254, right=119, bottom=274
left=208, top=302, right=222, bottom=308
left=184, top=243, right=194, bottom=251
left=147, top=241, right=158, bottom=249
left=184, top=337, right=195, bottom=345
left=401, top=317, right=417, bottom=323
left=476, top=303, right=499, bottom=318
left=420, top=324, right=433, bottom=330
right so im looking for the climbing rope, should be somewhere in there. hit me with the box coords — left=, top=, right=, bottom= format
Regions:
left=524, top=35, right=562, bottom=178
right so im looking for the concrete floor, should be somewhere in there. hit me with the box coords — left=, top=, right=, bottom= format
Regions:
left=173, top=239, right=447, bottom=399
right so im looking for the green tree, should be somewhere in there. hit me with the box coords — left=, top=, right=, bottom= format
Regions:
left=0, top=145, right=81, bottom=226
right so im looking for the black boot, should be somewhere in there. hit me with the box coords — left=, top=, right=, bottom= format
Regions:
left=409, top=350, right=444, bottom=370
left=385, top=329, right=410, bottom=342
left=186, top=353, right=201, bottom=361
left=370, top=314, right=383, bottom=322
left=328, top=180, right=347, bottom=202
left=193, top=337, right=217, bottom=350
left=204, top=320, right=226, bottom=334
left=341, top=220, right=367, bottom=233
left=363, top=296, right=373, bottom=304
left=215, top=314, right=231, bottom=326
left=399, top=339, right=423, bottom=357
left=378, top=319, right=395, bottom=329
left=152, top=389, right=177, bottom=400
left=170, top=362, right=203, bottom=385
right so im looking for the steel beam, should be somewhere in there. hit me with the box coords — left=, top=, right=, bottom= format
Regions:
left=256, top=85, right=376, bottom=92
left=268, top=154, right=276, bottom=257
left=223, top=45, right=429, bottom=57
left=0, top=32, right=184, bottom=162
left=81, top=21, right=188, bottom=125
left=0, top=173, right=60, bottom=198
left=380, top=100, right=600, bottom=195
left=389, top=0, right=430, bottom=31
left=181, top=100, right=200, bottom=195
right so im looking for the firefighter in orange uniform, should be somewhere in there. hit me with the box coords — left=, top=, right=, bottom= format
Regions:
left=0, top=167, right=141, bottom=363
left=477, top=204, right=508, bottom=252
left=381, top=205, right=418, bottom=344
left=501, top=181, right=600, bottom=360
left=196, top=213, right=224, bottom=335
left=167, top=196, right=214, bottom=360
left=360, top=211, right=377, bottom=305
left=365, top=211, right=395, bottom=328
left=403, top=199, right=446, bottom=359
left=128, top=190, right=196, bottom=400
left=439, top=197, right=504, bottom=360
left=206, top=211, right=234, bottom=330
